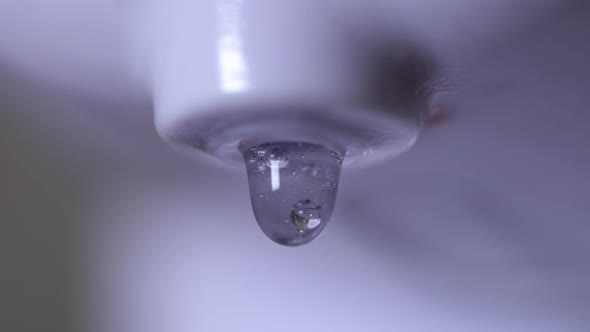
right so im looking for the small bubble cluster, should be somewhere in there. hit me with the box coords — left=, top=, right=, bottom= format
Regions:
left=247, top=145, right=290, bottom=174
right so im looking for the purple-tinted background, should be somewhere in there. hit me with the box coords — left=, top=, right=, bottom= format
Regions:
left=0, top=1, right=589, bottom=331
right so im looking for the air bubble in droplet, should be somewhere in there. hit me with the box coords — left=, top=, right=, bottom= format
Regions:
left=242, top=142, right=343, bottom=246
left=290, top=199, right=323, bottom=232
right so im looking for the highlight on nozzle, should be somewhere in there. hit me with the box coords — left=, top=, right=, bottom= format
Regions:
left=241, top=142, right=343, bottom=246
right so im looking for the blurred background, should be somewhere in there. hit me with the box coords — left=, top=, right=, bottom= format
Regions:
left=1, top=1, right=589, bottom=331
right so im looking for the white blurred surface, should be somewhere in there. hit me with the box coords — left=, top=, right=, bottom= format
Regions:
left=0, top=1, right=589, bottom=332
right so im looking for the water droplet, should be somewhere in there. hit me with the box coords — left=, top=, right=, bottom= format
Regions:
left=242, top=142, right=343, bottom=246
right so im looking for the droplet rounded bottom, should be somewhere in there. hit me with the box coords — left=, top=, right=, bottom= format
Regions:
left=242, top=142, right=343, bottom=246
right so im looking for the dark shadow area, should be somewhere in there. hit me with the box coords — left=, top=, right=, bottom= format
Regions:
left=1, top=85, right=81, bottom=332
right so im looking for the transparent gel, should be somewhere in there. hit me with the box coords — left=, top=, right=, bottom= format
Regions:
left=242, top=142, right=343, bottom=246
